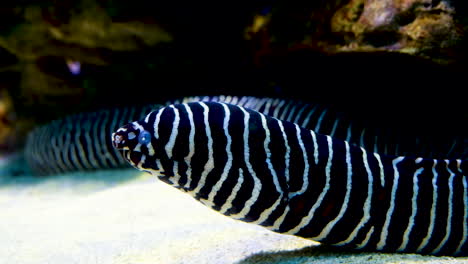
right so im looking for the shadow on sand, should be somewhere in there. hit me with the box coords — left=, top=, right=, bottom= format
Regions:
left=0, top=152, right=145, bottom=194
left=236, top=243, right=458, bottom=264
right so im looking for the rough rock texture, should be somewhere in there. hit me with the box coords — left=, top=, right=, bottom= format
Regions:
left=251, top=0, right=468, bottom=64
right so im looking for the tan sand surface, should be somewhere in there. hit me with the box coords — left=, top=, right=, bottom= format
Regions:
left=0, top=160, right=467, bottom=264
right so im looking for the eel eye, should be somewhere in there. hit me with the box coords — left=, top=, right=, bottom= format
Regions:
left=138, top=130, right=151, bottom=145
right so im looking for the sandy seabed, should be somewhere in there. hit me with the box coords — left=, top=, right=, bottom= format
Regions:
left=0, top=156, right=467, bottom=264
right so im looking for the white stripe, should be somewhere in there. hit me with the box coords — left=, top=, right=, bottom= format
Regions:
left=101, top=110, right=119, bottom=167
left=359, top=128, right=367, bottom=150
left=314, top=108, right=328, bottom=133
left=133, top=143, right=142, bottom=153
left=224, top=95, right=233, bottom=104
left=309, top=131, right=319, bottom=165
left=289, top=124, right=309, bottom=197
left=356, top=226, right=375, bottom=249
left=312, top=141, right=352, bottom=240
left=237, top=96, right=249, bottom=107
left=183, top=104, right=196, bottom=189
left=207, top=104, right=233, bottom=205
left=136, top=154, right=146, bottom=170
left=84, top=116, right=99, bottom=169
left=219, top=168, right=245, bottom=215
left=46, top=122, right=59, bottom=171
left=172, top=161, right=181, bottom=186
left=191, top=102, right=214, bottom=196
left=153, top=107, right=165, bottom=139
left=302, top=104, right=318, bottom=128
left=73, top=120, right=89, bottom=169
left=262, top=98, right=274, bottom=115
left=286, top=136, right=332, bottom=235
left=329, top=117, right=340, bottom=138
left=269, top=98, right=281, bottom=116
left=165, top=105, right=180, bottom=158
left=252, top=197, right=282, bottom=226
left=61, top=122, right=73, bottom=170
left=230, top=96, right=239, bottom=105
left=250, top=113, right=284, bottom=225
left=48, top=124, right=62, bottom=173
left=278, top=120, right=291, bottom=183
left=255, top=97, right=269, bottom=112
left=272, top=99, right=286, bottom=119
left=455, top=160, right=467, bottom=255
left=77, top=115, right=92, bottom=169
left=375, top=153, right=385, bottom=187
left=397, top=166, right=423, bottom=251
left=146, top=141, right=155, bottom=157
left=281, top=102, right=296, bottom=122
left=155, top=159, right=164, bottom=178
left=260, top=114, right=282, bottom=194
left=293, top=103, right=309, bottom=126
left=269, top=206, right=290, bottom=231
left=417, top=160, right=439, bottom=252
left=69, top=122, right=84, bottom=170
left=230, top=107, right=262, bottom=220
left=144, top=108, right=152, bottom=123
left=124, top=150, right=132, bottom=169
left=92, top=111, right=107, bottom=167
left=244, top=96, right=257, bottom=109
left=432, top=160, right=455, bottom=254
left=376, top=156, right=404, bottom=250
left=132, top=121, right=145, bottom=132
left=72, top=117, right=87, bottom=169
left=335, top=147, right=374, bottom=246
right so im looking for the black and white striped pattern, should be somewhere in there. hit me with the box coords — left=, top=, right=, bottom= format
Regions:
left=24, top=104, right=159, bottom=175
left=178, top=96, right=468, bottom=160
left=112, top=101, right=467, bottom=256
left=25, top=95, right=468, bottom=175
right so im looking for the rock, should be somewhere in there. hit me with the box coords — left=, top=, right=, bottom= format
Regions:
left=249, top=0, right=468, bottom=65
left=331, top=0, right=465, bottom=64
left=0, top=0, right=467, bottom=152
left=0, top=88, right=34, bottom=154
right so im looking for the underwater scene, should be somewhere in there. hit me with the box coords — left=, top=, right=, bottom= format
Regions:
left=0, top=1, right=467, bottom=263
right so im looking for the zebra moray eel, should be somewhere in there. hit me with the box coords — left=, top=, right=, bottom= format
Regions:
left=112, top=101, right=467, bottom=256
left=24, top=95, right=467, bottom=175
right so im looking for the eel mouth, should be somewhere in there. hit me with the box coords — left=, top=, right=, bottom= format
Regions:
left=123, top=149, right=144, bottom=168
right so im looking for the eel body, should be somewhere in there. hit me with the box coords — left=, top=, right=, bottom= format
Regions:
left=24, top=104, right=159, bottom=175
left=112, top=101, right=467, bottom=256
left=24, top=96, right=467, bottom=175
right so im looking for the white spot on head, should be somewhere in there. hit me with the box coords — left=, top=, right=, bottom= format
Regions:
left=128, top=132, right=136, bottom=140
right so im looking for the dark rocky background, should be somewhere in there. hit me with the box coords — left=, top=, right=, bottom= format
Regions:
left=0, top=0, right=467, bottom=153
